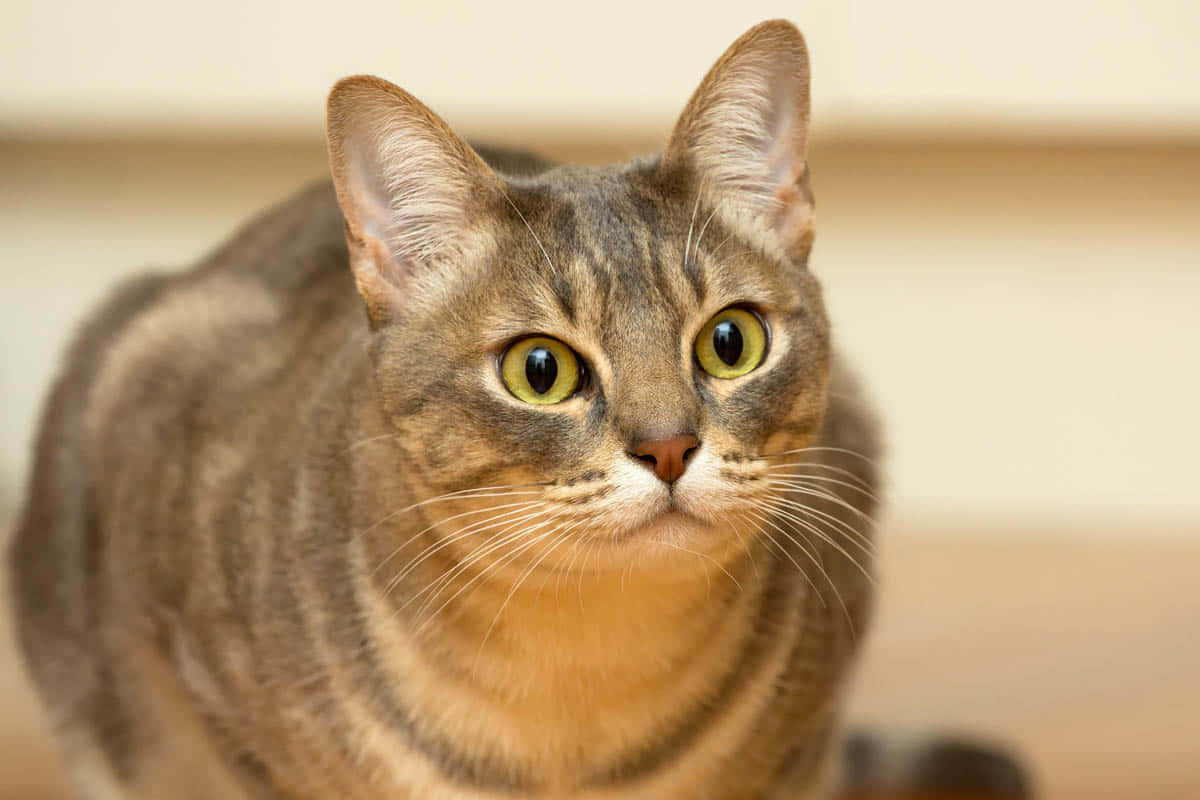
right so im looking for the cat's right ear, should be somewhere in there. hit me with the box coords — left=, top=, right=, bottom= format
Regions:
left=664, top=20, right=814, bottom=266
left=326, top=76, right=504, bottom=327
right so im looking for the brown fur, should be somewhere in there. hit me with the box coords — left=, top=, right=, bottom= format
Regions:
left=9, top=20, right=881, bottom=799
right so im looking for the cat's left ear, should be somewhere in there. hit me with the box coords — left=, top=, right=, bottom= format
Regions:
left=664, top=20, right=814, bottom=264
left=326, top=76, right=504, bottom=327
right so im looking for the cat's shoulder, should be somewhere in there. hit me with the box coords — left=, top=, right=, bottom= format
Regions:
left=73, top=180, right=349, bottom=351
left=38, top=182, right=358, bottom=453
left=195, top=179, right=350, bottom=292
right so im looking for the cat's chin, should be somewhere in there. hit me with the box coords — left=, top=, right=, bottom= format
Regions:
left=621, top=505, right=729, bottom=548
left=639, top=508, right=701, bottom=536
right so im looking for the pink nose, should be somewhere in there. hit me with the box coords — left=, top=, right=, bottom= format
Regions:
left=631, top=434, right=700, bottom=484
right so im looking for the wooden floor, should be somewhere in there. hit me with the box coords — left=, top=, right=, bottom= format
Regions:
left=2, top=521, right=1197, bottom=799
left=846, top=521, right=1200, bottom=800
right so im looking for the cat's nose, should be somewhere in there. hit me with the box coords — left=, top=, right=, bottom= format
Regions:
left=630, top=434, right=700, bottom=484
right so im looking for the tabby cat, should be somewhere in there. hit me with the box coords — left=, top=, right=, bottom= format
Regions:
left=10, top=20, right=884, bottom=800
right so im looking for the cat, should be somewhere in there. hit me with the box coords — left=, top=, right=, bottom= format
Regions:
left=10, top=19, right=886, bottom=800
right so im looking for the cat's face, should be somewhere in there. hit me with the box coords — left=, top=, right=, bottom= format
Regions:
left=329, top=21, right=822, bottom=564
left=373, top=164, right=828, bottom=559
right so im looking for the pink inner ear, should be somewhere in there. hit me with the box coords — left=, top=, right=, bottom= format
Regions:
left=345, top=146, right=397, bottom=251
left=341, top=156, right=408, bottom=297
left=762, top=72, right=803, bottom=189
left=347, top=230, right=408, bottom=328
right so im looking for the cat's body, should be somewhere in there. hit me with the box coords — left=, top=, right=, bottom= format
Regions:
left=11, top=22, right=881, bottom=800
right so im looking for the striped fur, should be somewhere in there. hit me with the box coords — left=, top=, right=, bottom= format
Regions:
left=9, top=20, right=881, bottom=800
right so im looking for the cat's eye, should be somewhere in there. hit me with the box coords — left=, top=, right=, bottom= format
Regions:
left=694, top=307, right=767, bottom=379
left=500, top=336, right=582, bottom=404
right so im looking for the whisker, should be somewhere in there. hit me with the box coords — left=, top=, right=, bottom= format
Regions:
left=742, top=507, right=826, bottom=607
left=759, top=445, right=879, bottom=467
left=473, top=520, right=585, bottom=672
left=752, top=495, right=875, bottom=585
left=692, top=206, right=719, bottom=264
left=684, top=186, right=703, bottom=267
left=406, top=527, right=540, bottom=627
left=410, top=506, right=574, bottom=622
left=401, top=521, right=541, bottom=614
left=758, top=460, right=875, bottom=491
left=501, top=189, right=558, bottom=277
left=577, top=535, right=602, bottom=612
left=707, top=230, right=736, bottom=261
left=554, top=527, right=595, bottom=605
left=745, top=500, right=857, bottom=631
left=357, top=484, right=546, bottom=540
left=760, top=483, right=876, bottom=552
left=341, top=433, right=399, bottom=454
left=415, top=519, right=565, bottom=635
left=381, top=502, right=549, bottom=594
left=764, top=493, right=876, bottom=556
left=372, top=499, right=543, bottom=581
left=404, top=511, right=561, bottom=617
left=656, top=540, right=742, bottom=594
left=762, top=470, right=879, bottom=501
left=726, top=512, right=762, bottom=582
left=763, top=479, right=877, bottom=527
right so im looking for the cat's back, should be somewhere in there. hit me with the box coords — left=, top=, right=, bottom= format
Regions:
left=7, top=181, right=356, bottom=713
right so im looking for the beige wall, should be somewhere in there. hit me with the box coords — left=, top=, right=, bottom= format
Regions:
left=3, top=1, right=1199, bottom=140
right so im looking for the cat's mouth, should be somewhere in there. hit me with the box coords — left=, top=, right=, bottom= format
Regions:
left=629, top=498, right=705, bottom=537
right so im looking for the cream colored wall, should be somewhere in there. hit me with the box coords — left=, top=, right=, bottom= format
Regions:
left=3, top=0, right=1198, bottom=140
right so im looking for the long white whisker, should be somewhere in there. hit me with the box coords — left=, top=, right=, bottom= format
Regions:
left=763, top=479, right=877, bottom=527
left=760, top=446, right=878, bottom=466
left=372, top=499, right=543, bottom=581
left=684, top=186, right=702, bottom=267
left=554, top=527, right=594, bottom=605
left=726, top=512, right=761, bottom=582
left=693, top=206, right=719, bottom=262
left=415, top=519, right=565, bottom=634
left=411, top=506, right=574, bottom=622
left=756, top=460, right=875, bottom=490
left=404, top=511, right=561, bottom=617
left=473, top=520, right=584, bottom=672
left=766, top=496, right=876, bottom=556
left=746, top=500, right=856, bottom=630
left=341, top=433, right=399, bottom=453
left=742, top=507, right=826, bottom=606
left=357, top=485, right=545, bottom=540
left=382, top=503, right=549, bottom=594
left=501, top=190, right=558, bottom=277
left=752, top=496, right=875, bottom=584
left=577, top=535, right=602, bottom=612
left=763, top=470, right=879, bottom=501
left=656, top=540, right=742, bottom=593
left=760, top=484, right=876, bottom=554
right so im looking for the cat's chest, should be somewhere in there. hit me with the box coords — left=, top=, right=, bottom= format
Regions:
left=291, top=561, right=816, bottom=799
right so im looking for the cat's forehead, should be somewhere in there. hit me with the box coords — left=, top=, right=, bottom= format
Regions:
left=486, top=164, right=680, bottom=329
left=490, top=163, right=786, bottom=341
left=509, top=160, right=679, bottom=260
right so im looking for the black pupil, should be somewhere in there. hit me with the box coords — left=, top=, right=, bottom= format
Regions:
left=525, top=347, right=558, bottom=394
left=712, top=320, right=744, bottom=366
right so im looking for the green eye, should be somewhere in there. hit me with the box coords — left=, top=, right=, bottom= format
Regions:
left=501, top=336, right=581, bottom=404
left=695, top=307, right=767, bottom=379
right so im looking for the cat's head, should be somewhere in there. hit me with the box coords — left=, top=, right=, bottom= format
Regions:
left=327, top=21, right=828, bottom=565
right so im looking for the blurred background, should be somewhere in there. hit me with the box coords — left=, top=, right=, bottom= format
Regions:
left=2, top=1, right=1197, bottom=797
